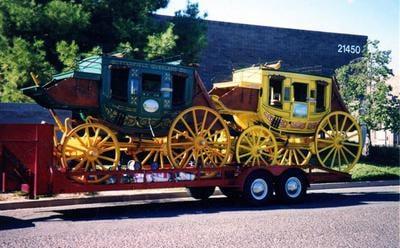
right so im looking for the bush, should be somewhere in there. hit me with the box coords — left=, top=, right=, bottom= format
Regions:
left=361, top=146, right=400, bottom=166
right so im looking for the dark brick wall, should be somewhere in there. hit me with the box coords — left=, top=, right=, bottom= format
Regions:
left=198, top=19, right=367, bottom=88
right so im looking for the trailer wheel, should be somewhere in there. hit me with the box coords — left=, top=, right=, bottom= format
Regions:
left=276, top=171, right=307, bottom=204
left=219, top=187, right=241, bottom=199
left=243, top=171, right=273, bottom=206
left=187, top=186, right=215, bottom=200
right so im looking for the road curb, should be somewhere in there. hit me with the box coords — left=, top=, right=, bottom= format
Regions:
left=0, top=180, right=399, bottom=211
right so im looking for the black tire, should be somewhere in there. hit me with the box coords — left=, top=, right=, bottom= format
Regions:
left=243, top=171, right=273, bottom=206
left=187, top=186, right=215, bottom=200
left=275, top=170, right=307, bottom=204
left=219, top=187, right=241, bottom=199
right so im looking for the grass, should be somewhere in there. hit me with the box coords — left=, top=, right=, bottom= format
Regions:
left=350, top=162, right=400, bottom=181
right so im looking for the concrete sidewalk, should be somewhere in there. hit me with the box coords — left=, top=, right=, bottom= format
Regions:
left=0, top=180, right=398, bottom=211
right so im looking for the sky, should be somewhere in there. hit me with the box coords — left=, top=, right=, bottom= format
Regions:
left=157, top=0, right=399, bottom=75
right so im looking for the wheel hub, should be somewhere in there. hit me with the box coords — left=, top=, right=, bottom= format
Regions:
left=195, top=136, right=207, bottom=148
left=285, top=177, right=302, bottom=198
left=87, top=147, right=99, bottom=161
left=250, top=178, right=268, bottom=200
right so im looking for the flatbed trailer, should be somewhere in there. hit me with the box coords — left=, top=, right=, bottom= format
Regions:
left=0, top=124, right=350, bottom=205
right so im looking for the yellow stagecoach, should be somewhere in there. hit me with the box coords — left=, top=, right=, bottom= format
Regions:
left=210, top=62, right=362, bottom=172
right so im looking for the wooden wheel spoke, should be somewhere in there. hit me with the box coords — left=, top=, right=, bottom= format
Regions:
left=244, top=155, right=253, bottom=165
left=84, top=127, right=90, bottom=145
left=322, top=147, right=336, bottom=164
left=180, top=117, right=196, bottom=138
left=259, top=155, right=269, bottom=165
left=84, top=160, right=91, bottom=171
left=318, top=144, right=334, bottom=153
left=260, top=151, right=274, bottom=158
left=344, top=134, right=359, bottom=141
left=340, top=116, right=348, bottom=132
left=175, top=146, right=194, bottom=160
left=192, top=110, right=200, bottom=134
left=239, top=145, right=252, bottom=151
left=98, top=135, right=111, bottom=147
left=317, top=138, right=334, bottom=144
left=66, top=144, right=86, bottom=153
left=345, top=122, right=355, bottom=132
left=239, top=151, right=252, bottom=158
left=340, top=148, right=350, bottom=164
left=298, top=149, right=307, bottom=160
left=170, top=141, right=194, bottom=147
left=342, top=146, right=357, bottom=158
left=293, top=150, right=300, bottom=165
left=342, top=142, right=360, bottom=147
left=101, top=146, right=116, bottom=153
left=72, top=133, right=87, bottom=148
left=92, top=128, right=101, bottom=146
left=98, top=155, right=115, bottom=163
left=205, top=118, right=219, bottom=133
left=330, top=149, right=338, bottom=168
left=335, top=114, right=339, bottom=131
left=71, top=159, right=86, bottom=171
left=327, top=118, right=335, bottom=132
left=244, top=135, right=253, bottom=146
left=66, top=154, right=84, bottom=162
left=200, top=110, right=208, bottom=132
left=172, top=129, right=194, bottom=141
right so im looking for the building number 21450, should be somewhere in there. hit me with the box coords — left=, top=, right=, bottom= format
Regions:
left=337, top=44, right=361, bottom=54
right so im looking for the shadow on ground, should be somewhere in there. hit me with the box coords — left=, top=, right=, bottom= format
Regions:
left=1, top=190, right=399, bottom=231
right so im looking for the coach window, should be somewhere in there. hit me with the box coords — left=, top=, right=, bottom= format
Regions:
left=142, top=73, right=161, bottom=92
left=268, top=75, right=284, bottom=109
left=111, top=66, right=129, bottom=102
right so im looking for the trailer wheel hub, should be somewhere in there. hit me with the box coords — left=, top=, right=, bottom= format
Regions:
left=250, top=178, right=268, bottom=200
left=285, top=177, right=302, bottom=198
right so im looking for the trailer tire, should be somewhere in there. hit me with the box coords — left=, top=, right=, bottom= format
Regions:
left=187, top=186, right=215, bottom=200
left=243, top=171, right=273, bottom=206
left=276, top=170, right=307, bottom=204
left=219, top=187, right=241, bottom=199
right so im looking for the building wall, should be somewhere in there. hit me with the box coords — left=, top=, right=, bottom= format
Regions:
left=197, top=19, right=367, bottom=88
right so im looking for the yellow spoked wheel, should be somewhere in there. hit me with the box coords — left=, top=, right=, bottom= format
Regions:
left=277, top=146, right=311, bottom=166
left=315, top=111, right=362, bottom=172
left=133, top=138, right=172, bottom=169
left=235, top=125, right=278, bottom=166
left=167, top=106, right=231, bottom=168
left=61, top=123, right=120, bottom=184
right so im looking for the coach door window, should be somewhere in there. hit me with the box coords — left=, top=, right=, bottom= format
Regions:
left=292, top=82, right=308, bottom=118
left=316, top=81, right=327, bottom=113
left=111, top=66, right=129, bottom=102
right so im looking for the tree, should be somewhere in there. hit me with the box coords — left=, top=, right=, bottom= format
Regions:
left=335, top=40, right=400, bottom=142
left=172, top=1, right=208, bottom=64
left=0, top=0, right=208, bottom=102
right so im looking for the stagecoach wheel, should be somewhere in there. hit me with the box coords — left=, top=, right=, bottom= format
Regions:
left=61, top=123, right=120, bottom=184
left=315, top=111, right=362, bottom=172
left=133, top=138, right=172, bottom=169
left=276, top=146, right=311, bottom=166
left=167, top=106, right=231, bottom=168
left=235, top=125, right=278, bottom=166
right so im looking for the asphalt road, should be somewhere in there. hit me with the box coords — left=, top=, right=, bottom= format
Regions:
left=0, top=186, right=399, bottom=248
